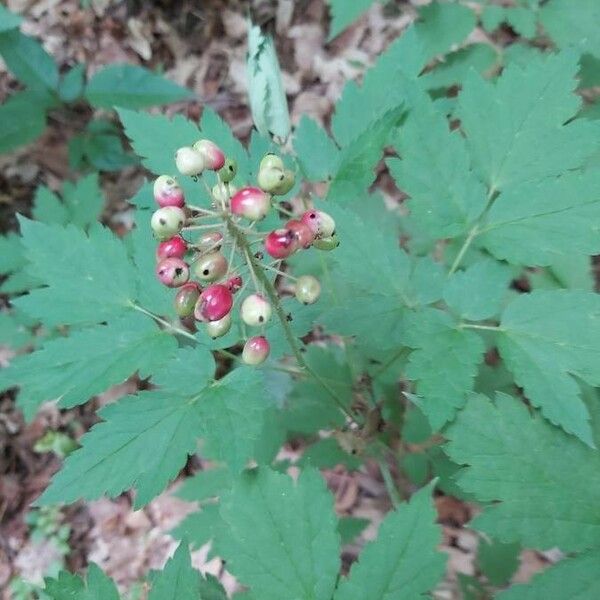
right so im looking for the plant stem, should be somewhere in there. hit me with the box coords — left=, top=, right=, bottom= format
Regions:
left=372, top=347, right=410, bottom=380
left=262, top=263, right=298, bottom=281
left=183, top=223, right=225, bottom=231
left=227, top=218, right=358, bottom=424
left=459, top=323, right=503, bottom=332
left=448, top=225, right=478, bottom=276
left=378, top=456, right=402, bottom=507
left=130, top=303, right=197, bottom=342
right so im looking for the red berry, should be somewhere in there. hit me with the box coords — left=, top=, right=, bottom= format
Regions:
left=264, top=228, right=297, bottom=259
left=230, top=187, right=271, bottom=221
left=193, top=139, right=226, bottom=171
left=226, top=275, right=243, bottom=293
left=156, top=236, right=188, bottom=261
left=154, top=175, right=185, bottom=208
left=194, top=284, right=233, bottom=322
left=301, top=210, right=336, bottom=238
left=156, top=258, right=190, bottom=288
left=285, top=219, right=315, bottom=249
left=196, top=231, right=224, bottom=253
left=242, top=336, right=270, bottom=365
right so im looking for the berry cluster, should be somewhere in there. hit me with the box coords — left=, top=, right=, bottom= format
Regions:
left=151, top=139, right=338, bottom=366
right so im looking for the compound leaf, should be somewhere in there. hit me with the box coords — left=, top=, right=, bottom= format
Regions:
left=334, top=483, right=446, bottom=600
left=445, top=393, right=600, bottom=552
left=218, top=468, right=340, bottom=600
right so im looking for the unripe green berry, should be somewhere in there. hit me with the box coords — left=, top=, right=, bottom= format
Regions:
left=212, top=182, right=236, bottom=206
left=194, top=252, right=228, bottom=283
left=313, top=234, right=340, bottom=251
left=294, top=275, right=321, bottom=304
left=175, top=146, right=205, bottom=176
left=271, top=169, right=295, bottom=195
left=174, top=283, right=201, bottom=317
left=258, top=167, right=286, bottom=193
left=218, top=158, right=238, bottom=183
left=192, top=139, right=225, bottom=170
left=240, top=293, right=272, bottom=326
left=206, top=313, right=232, bottom=339
left=151, top=207, right=186, bottom=241
left=259, top=153, right=284, bottom=172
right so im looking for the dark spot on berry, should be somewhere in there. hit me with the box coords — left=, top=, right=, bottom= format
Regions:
left=310, top=212, right=316, bottom=218
left=258, top=316, right=264, bottom=323
left=286, top=313, right=293, bottom=321
left=159, top=218, right=166, bottom=225
left=279, top=174, right=285, bottom=181
left=203, top=269, right=209, bottom=276
left=351, top=449, right=357, bottom=455
left=229, top=165, right=234, bottom=171
left=175, top=268, right=183, bottom=276
left=332, top=230, right=336, bottom=236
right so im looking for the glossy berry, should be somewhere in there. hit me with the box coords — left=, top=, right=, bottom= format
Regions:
left=286, top=219, right=315, bottom=249
left=272, top=169, right=295, bottom=195
left=193, top=252, right=228, bottom=283
left=206, top=313, right=232, bottom=339
left=294, top=275, right=321, bottom=304
left=241, top=293, right=272, bottom=326
left=313, top=234, right=340, bottom=251
left=259, top=153, right=284, bottom=172
left=258, top=167, right=286, bottom=193
left=195, top=284, right=233, bottom=322
left=175, top=146, right=204, bottom=176
left=154, top=175, right=185, bottom=208
left=196, top=231, right=223, bottom=253
left=264, top=228, right=297, bottom=259
left=242, top=336, right=270, bottom=365
left=151, top=207, right=186, bottom=241
left=193, top=139, right=225, bottom=171
left=230, top=187, right=271, bottom=221
left=156, top=236, right=187, bottom=261
left=218, top=158, right=238, bottom=183
left=156, top=257, right=190, bottom=288
left=226, top=275, right=243, bottom=293
left=301, top=210, right=336, bottom=238
left=174, top=282, right=201, bottom=317
left=212, top=182, right=236, bottom=206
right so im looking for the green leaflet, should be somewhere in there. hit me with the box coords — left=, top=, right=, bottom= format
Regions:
left=445, top=393, right=600, bottom=552
left=85, top=64, right=192, bottom=109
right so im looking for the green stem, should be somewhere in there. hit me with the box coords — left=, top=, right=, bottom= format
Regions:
left=459, top=323, right=503, bottom=332
left=372, top=347, right=410, bottom=380
left=448, top=225, right=479, bottom=276
left=130, top=303, right=197, bottom=342
left=378, top=457, right=402, bottom=507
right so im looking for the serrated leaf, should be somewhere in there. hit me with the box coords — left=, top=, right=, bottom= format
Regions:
left=86, top=64, right=191, bottom=109
left=176, top=467, right=231, bottom=503
left=44, top=571, right=85, bottom=598
left=332, top=27, right=425, bottom=146
left=62, top=173, right=105, bottom=228
left=44, top=564, right=119, bottom=600
left=445, top=393, right=600, bottom=552
left=247, top=22, right=290, bottom=140
left=118, top=108, right=199, bottom=175
left=0, top=91, right=47, bottom=152
left=327, top=108, right=403, bottom=203
left=327, top=0, right=376, bottom=40
left=298, top=437, right=361, bottom=470
left=414, top=2, right=476, bottom=59
left=84, top=564, right=120, bottom=600
left=171, top=503, right=223, bottom=551
left=0, top=310, right=34, bottom=349
left=0, top=5, right=22, bottom=31
left=219, top=468, right=340, bottom=600
left=497, top=291, right=600, bottom=445
left=388, top=81, right=486, bottom=240
left=0, top=29, right=59, bottom=90
left=334, top=483, right=446, bottom=600
left=478, top=170, right=600, bottom=266
left=444, top=260, right=512, bottom=321
left=58, top=64, right=85, bottom=103
left=14, top=219, right=138, bottom=327
left=293, top=116, right=339, bottom=181
left=505, top=7, right=537, bottom=38
left=32, top=186, right=69, bottom=224
left=0, top=313, right=177, bottom=420
left=148, top=543, right=199, bottom=600
left=0, top=232, right=26, bottom=274
left=540, top=0, right=600, bottom=58
left=458, top=51, right=598, bottom=191
left=403, top=309, right=485, bottom=429
left=497, top=549, right=600, bottom=599
left=338, top=517, right=370, bottom=545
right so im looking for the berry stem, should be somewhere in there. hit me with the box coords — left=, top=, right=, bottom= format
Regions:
left=243, top=247, right=262, bottom=293
left=227, top=218, right=358, bottom=424
left=459, top=322, right=503, bottom=332
left=272, top=202, right=294, bottom=218
left=262, top=263, right=298, bottom=282
left=183, top=223, right=226, bottom=231
left=186, top=204, right=220, bottom=216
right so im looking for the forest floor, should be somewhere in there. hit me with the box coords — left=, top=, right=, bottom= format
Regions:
left=0, top=1, right=556, bottom=598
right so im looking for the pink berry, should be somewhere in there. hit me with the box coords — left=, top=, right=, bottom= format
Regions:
left=230, top=187, right=271, bottom=221
left=156, top=236, right=188, bottom=261
left=241, top=293, right=272, bottom=326
left=264, top=228, right=297, bottom=259
left=156, top=258, right=190, bottom=288
left=154, top=175, right=185, bottom=208
left=226, top=275, right=243, bottom=293
left=174, top=282, right=202, bottom=317
left=301, top=210, right=336, bottom=238
left=242, top=336, right=270, bottom=365
left=193, top=139, right=226, bottom=171
left=194, top=284, right=233, bottom=322
left=285, top=219, right=315, bottom=249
